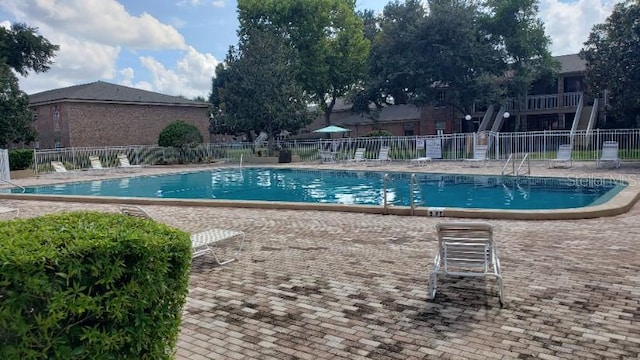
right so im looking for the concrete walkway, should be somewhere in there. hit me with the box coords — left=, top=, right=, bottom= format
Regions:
left=1, top=161, right=639, bottom=359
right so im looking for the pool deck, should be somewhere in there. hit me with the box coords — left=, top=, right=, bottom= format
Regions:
left=2, top=160, right=640, bottom=359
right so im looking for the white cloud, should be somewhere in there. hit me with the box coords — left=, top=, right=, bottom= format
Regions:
left=0, top=0, right=186, bottom=50
left=212, top=1, right=226, bottom=8
left=120, top=68, right=154, bottom=91
left=538, top=0, right=619, bottom=55
left=0, top=0, right=213, bottom=96
left=14, top=32, right=121, bottom=94
left=177, top=0, right=203, bottom=6
left=139, top=46, right=219, bottom=98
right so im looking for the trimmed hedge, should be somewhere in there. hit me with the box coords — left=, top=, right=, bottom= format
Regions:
left=0, top=212, right=192, bottom=360
left=8, top=149, right=33, bottom=170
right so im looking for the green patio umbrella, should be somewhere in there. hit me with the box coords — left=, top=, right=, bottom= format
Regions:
left=313, top=125, right=350, bottom=133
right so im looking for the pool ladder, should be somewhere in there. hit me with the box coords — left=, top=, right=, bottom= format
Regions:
left=382, top=173, right=425, bottom=215
left=502, top=153, right=530, bottom=176
left=0, top=177, right=25, bottom=193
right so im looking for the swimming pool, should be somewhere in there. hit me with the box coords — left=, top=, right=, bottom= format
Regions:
left=2, top=167, right=626, bottom=211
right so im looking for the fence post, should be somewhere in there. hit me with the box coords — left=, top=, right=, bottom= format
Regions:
left=0, top=149, right=10, bottom=182
left=32, top=149, right=36, bottom=174
left=596, top=129, right=600, bottom=161
left=543, top=130, right=547, bottom=160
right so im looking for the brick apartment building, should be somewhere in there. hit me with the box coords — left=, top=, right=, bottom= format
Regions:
left=304, top=53, right=598, bottom=137
left=29, top=81, right=210, bottom=149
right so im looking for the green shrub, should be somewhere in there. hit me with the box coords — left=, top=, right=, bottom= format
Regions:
left=0, top=212, right=192, bottom=360
left=365, top=129, right=393, bottom=137
left=158, top=120, right=203, bottom=148
left=8, top=149, right=33, bottom=170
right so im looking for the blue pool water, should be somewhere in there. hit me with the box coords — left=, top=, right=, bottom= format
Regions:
left=5, top=168, right=625, bottom=210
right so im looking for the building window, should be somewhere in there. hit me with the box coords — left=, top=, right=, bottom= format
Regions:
left=403, top=123, right=414, bottom=136
left=53, top=105, right=60, bottom=131
left=34, top=141, right=40, bottom=149
left=435, top=91, right=446, bottom=108
left=54, top=139, right=62, bottom=148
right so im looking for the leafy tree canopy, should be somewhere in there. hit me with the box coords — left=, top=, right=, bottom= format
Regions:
left=237, top=0, right=370, bottom=126
left=0, top=23, right=59, bottom=76
left=158, top=120, right=203, bottom=148
left=356, top=0, right=558, bottom=124
left=0, top=63, right=35, bottom=147
left=209, top=27, right=313, bottom=152
left=0, top=22, right=59, bottom=147
left=580, top=0, right=640, bottom=128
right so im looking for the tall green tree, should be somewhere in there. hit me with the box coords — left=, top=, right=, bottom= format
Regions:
left=412, top=0, right=504, bottom=113
left=237, top=0, right=370, bottom=126
left=359, top=0, right=557, bottom=129
left=0, top=23, right=59, bottom=76
left=580, top=0, right=640, bottom=128
left=0, top=22, right=59, bottom=147
left=0, top=63, right=35, bottom=147
left=211, top=27, right=313, bottom=152
left=482, top=0, right=559, bottom=130
left=367, top=0, right=426, bottom=106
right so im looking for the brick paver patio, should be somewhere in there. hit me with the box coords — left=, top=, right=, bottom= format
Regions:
left=1, top=161, right=639, bottom=359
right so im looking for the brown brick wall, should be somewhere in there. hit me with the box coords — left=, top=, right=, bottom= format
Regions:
left=34, top=102, right=209, bottom=148
left=33, top=104, right=70, bottom=148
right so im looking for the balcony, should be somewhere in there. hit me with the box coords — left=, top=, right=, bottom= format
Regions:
left=504, top=92, right=582, bottom=112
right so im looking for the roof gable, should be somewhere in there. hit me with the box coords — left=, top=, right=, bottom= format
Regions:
left=556, top=54, right=586, bottom=74
left=28, top=81, right=208, bottom=107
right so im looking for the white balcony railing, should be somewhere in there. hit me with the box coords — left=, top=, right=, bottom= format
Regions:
left=497, top=92, right=584, bottom=112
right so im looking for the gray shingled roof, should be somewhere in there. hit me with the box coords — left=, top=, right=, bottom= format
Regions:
left=28, top=81, right=209, bottom=107
left=556, top=54, right=586, bottom=74
left=338, top=104, right=420, bottom=126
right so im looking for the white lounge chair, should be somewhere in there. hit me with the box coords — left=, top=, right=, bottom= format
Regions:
left=319, top=150, right=337, bottom=163
left=50, top=161, right=79, bottom=177
left=0, top=206, right=18, bottom=220
left=117, top=154, right=142, bottom=172
left=597, top=141, right=621, bottom=168
left=428, top=222, right=504, bottom=306
left=51, top=161, right=69, bottom=173
left=368, top=146, right=391, bottom=166
left=549, top=144, right=573, bottom=168
left=346, top=147, right=366, bottom=164
left=464, top=144, right=488, bottom=167
left=410, top=156, right=432, bottom=167
left=89, top=156, right=113, bottom=173
left=119, top=205, right=245, bottom=266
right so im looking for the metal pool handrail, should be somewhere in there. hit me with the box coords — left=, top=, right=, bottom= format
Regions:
left=383, top=173, right=390, bottom=214
left=410, top=174, right=425, bottom=215
left=502, top=153, right=514, bottom=176
left=0, top=178, right=25, bottom=193
left=517, top=154, right=531, bottom=176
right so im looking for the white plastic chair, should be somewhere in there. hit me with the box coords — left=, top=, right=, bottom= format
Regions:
left=89, top=156, right=113, bottom=173
left=428, top=222, right=504, bottom=306
left=597, top=141, right=620, bottom=168
left=549, top=144, right=573, bottom=168
left=319, top=150, right=336, bottom=163
left=346, top=147, right=366, bottom=164
left=464, top=144, right=488, bottom=167
left=117, top=154, right=142, bottom=172
left=119, top=205, right=245, bottom=266
left=369, top=146, right=391, bottom=166
left=410, top=156, right=432, bottom=167
left=50, top=161, right=78, bottom=178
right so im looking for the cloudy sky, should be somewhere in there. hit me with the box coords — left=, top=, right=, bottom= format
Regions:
left=0, top=0, right=621, bottom=98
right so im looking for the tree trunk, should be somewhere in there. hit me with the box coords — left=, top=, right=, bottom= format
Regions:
left=325, top=96, right=336, bottom=127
